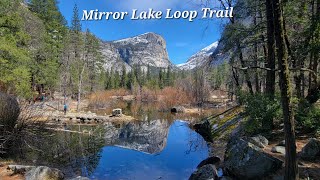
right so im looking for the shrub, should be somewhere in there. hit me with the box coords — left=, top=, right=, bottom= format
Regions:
left=240, top=92, right=282, bottom=135
left=159, top=87, right=192, bottom=109
left=88, top=89, right=130, bottom=108
left=296, top=100, right=320, bottom=133
left=0, top=94, right=50, bottom=156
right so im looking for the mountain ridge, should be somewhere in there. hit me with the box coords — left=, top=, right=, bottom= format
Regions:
left=177, top=41, right=219, bottom=70
left=100, top=32, right=172, bottom=71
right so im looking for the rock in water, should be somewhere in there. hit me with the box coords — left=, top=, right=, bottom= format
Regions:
left=197, top=156, right=221, bottom=168
left=0, top=92, right=20, bottom=130
left=112, top=108, right=122, bottom=117
left=224, top=138, right=283, bottom=179
left=25, top=166, right=64, bottom=180
left=189, top=164, right=218, bottom=180
left=68, top=176, right=90, bottom=180
left=194, top=120, right=213, bottom=142
left=300, top=138, right=320, bottom=160
left=171, top=106, right=185, bottom=113
left=247, top=135, right=269, bottom=148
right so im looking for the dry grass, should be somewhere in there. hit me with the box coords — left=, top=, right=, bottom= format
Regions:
left=88, top=89, right=130, bottom=108
left=88, top=87, right=194, bottom=110
left=159, top=87, right=193, bottom=108
left=0, top=102, right=49, bottom=157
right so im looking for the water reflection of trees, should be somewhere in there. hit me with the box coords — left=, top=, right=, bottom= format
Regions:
left=185, top=127, right=208, bottom=155
left=12, top=126, right=105, bottom=177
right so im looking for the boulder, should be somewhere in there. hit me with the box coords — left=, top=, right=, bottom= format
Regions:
left=197, top=156, right=221, bottom=168
left=25, top=166, right=64, bottom=180
left=224, top=138, right=283, bottom=179
left=247, top=135, right=269, bottom=148
left=271, top=146, right=286, bottom=154
left=171, top=106, right=185, bottom=113
left=189, top=164, right=218, bottom=180
left=0, top=92, right=20, bottom=130
left=112, top=108, right=122, bottom=117
left=300, top=138, right=320, bottom=160
left=194, top=120, right=213, bottom=142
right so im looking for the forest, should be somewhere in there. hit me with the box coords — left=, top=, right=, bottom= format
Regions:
left=0, top=0, right=319, bottom=180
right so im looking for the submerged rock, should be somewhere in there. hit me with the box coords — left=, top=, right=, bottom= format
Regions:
left=300, top=138, right=320, bottom=160
left=224, top=138, right=283, bottom=179
left=25, top=166, right=64, bottom=180
left=189, top=164, right=218, bottom=180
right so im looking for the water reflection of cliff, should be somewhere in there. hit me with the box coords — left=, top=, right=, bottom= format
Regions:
left=104, top=119, right=170, bottom=154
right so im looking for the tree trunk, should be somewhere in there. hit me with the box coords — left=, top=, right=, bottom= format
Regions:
left=306, top=0, right=320, bottom=104
left=77, top=64, right=86, bottom=112
left=265, top=0, right=276, bottom=97
left=273, top=0, right=298, bottom=179
left=238, top=44, right=254, bottom=94
left=254, top=10, right=260, bottom=93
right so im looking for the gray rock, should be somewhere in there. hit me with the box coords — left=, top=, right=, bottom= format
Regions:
left=300, top=138, right=320, bottom=160
left=271, top=146, right=286, bottom=154
left=68, top=176, right=90, bottom=180
left=248, top=135, right=269, bottom=148
left=197, top=156, right=221, bottom=168
left=112, top=108, right=122, bottom=117
left=224, top=138, right=283, bottom=179
left=25, top=166, right=64, bottom=180
left=189, top=164, right=218, bottom=180
left=171, top=106, right=185, bottom=113
left=194, top=120, right=213, bottom=143
left=0, top=92, right=20, bottom=130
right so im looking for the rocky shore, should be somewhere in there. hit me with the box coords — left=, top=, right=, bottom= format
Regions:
left=191, top=108, right=320, bottom=180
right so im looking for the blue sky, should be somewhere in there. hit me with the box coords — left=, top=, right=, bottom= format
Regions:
left=57, top=0, right=226, bottom=65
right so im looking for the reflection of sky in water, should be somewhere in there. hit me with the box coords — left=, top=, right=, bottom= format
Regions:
left=90, top=121, right=208, bottom=180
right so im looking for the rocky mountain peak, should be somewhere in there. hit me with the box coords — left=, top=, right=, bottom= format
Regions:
left=101, top=32, right=171, bottom=71
left=177, top=41, right=219, bottom=70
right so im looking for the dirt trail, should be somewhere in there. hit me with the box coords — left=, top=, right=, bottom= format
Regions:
left=0, top=166, right=24, bottom=180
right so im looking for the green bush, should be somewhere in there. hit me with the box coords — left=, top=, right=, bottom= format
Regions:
left=240, top=92, right=282, bottom=135
left=296, top=100, right=320, bottom=133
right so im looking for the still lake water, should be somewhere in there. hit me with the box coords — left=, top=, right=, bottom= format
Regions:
left=13, top=102, right=216, bottom=180
left=89, top=120, right=208, bottom=180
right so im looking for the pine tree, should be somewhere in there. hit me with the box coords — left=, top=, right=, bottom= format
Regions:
left=273, top=0, right=298, bottom=178
left=120, top=65, right=127, bottom=88
left=70, top=3, right=85, bottom=112
left=0, top=1, right=32, bottom=97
